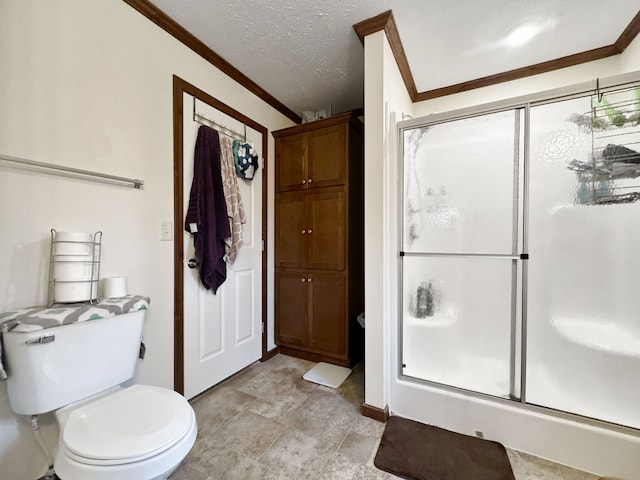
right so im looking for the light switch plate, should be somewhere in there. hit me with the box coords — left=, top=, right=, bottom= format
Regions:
left=161, top=220, right=173, bottom=241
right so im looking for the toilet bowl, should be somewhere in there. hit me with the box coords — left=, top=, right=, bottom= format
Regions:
left=1, top=301, right=197, bottom=480
left=54, top=385, right=197, bottom=480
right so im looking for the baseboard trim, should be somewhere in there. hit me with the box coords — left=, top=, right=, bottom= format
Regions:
left=277, top=346, right=350, bottom=367
left=362, top=403, right=389, bottom=423
left=261, top=346, right=279, bottom=362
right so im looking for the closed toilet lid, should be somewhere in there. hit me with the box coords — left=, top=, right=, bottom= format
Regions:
left=62, top=384, right=193, bottom=464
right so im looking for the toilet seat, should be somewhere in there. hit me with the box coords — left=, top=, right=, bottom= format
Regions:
left=60, top=385, right=194, bottom=466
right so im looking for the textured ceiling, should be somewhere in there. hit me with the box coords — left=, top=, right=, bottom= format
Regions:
left=147, top=0, right=639, bottom=117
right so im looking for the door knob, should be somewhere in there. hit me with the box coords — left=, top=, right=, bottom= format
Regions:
left=307, top=229, right=312, bottom=234
left=301, top=278, right=306, bottom=283
left=301, top=230, right=306, bottom=235
left=187, top=258, right=198, bottom=269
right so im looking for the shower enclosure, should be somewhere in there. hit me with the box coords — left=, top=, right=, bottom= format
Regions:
left=400, top=82, right=640, bottom=430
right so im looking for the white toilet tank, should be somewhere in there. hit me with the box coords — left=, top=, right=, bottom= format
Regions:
left=4, top=310, right=145, bottom=415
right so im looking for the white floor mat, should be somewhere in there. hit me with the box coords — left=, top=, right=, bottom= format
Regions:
left=303, top=362, right=352, bottom=388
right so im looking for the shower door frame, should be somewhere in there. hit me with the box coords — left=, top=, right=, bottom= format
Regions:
left=396, top=70, right=640, bottom=432
left=398, top=104, right=530, bottom=404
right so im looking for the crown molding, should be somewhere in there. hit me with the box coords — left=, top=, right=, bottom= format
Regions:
left=354, top=9, right=640, bottom=103
left=354, top=10, right=418, bottom=99
left=615, top=9, right=640, bottom=53
left=414, top=45, right=618, bottom=102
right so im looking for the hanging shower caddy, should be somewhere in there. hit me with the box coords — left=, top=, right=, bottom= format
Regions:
left=568, top=85, right=640, bottom=205
left=47, top=229, right=102, bottom=306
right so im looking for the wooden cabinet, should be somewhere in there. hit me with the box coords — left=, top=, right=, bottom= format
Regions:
left=276, top=123, right=346, bottom=192
left=308, top=271, right=346, bottom=354
left=275, top=189, right=345, bottom=270
left=273, top=111, right=363, bottom=367
left=275, top=271, right=346, bottom=356
left=275, top=270, right=309, bottom=347
left=275, top=135, right=307, bottom=192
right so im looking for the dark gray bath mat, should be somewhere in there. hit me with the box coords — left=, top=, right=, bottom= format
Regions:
left=374, top=416, right=515, bottom=480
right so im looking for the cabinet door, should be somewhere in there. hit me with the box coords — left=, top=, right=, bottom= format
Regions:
left=276, top=134, right=307, bottom=192
left=275, top=270, right=309, bottom=347
left=275, top=193, right=306, bottom=269
left=307, top=124, right=346, bottom=189
left=307, top=190, right=345, bottom=270
left=308, top=272, right=346, bottom=355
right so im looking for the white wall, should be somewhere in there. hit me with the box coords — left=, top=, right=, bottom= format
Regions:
left=363, top=31, right=413, bottom=411
left=0, top=1, right=293, bottom=479
left=364, top=28, right=640, bottom=479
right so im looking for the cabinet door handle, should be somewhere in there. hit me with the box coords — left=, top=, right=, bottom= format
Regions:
left=307, top=278, right=312, bottom=283
left=301, top=278, right=306, bottom=283
left=301, top=230, right=306, bottom=235
left=308, top=178, right=313, bottom=183
left=307, top=229, right=312, bottom=234
left=301, top=179, right=306, bottom=184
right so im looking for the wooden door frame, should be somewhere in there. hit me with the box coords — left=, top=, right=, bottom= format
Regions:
left=172, top=75, right=275, bottom=394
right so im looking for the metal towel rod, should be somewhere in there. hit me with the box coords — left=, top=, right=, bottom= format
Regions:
left=0, top=153, right=144, bottom=189
left=192, top=97, right=247, bottom=142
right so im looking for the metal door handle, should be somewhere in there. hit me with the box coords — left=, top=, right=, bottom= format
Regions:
left=187, top=258, right=198, bottom=269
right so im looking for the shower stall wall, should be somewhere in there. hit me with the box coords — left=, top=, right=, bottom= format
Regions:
left=400, top=83, right=640, bottom=431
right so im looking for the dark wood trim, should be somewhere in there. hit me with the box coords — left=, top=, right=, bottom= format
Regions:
left=172, top=75, right=270, bottom=394
left=172, top=77, right=185, bottom=394
left=615, top=10, right=640, bottom=53
left=361, top=403, right=389, bottom=423
left=261, top=346, right=280, bottom=362
left=278, top=346, right=351, bottom=368
left=414, top=45, right=618, bottom=102
left=353, top=11, right=417, bottom=99
left=123, top=0, right=301, bottom=124
left=260, top=134, right=269, bottom=363
left=353, top=10, right=393, bottom=43
left=354, top=9, right=640, bottom=102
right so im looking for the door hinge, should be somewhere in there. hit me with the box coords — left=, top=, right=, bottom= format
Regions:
left=261, top=240, right=265, bottom=251
left=261, top=322, right=264, bottom=334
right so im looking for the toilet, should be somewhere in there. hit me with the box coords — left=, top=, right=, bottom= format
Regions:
left=2, top=303, right=196, bottom=480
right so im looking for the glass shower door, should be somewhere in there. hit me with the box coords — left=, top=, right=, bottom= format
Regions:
left=401, top=109, right=524, bottom=399
left=527, top=90, right=640, bottom=429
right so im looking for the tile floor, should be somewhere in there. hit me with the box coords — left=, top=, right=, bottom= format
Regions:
left=170, top=354, right=600, bottom=480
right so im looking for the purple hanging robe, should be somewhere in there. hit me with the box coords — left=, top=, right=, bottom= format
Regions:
left=185, top=125, right=231, bottom=293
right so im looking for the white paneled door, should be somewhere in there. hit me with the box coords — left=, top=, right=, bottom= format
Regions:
left=182, top=94, right=262, bottom=400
